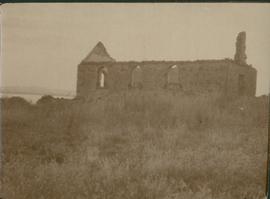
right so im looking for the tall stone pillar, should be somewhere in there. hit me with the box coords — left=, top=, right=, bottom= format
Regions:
left=234, top=32, right=247, bottom=65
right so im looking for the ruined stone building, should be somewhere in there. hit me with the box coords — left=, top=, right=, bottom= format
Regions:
left=76, top=32, right=257, bottom=98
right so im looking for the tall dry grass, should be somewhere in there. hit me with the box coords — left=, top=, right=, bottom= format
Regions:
left=1, top=91, right=269, bottom=199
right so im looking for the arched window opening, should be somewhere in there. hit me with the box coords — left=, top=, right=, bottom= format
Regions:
left=99, top=72, right=105, bottom=88
left=167, top=65, right=180, bottom=89
left=97, top=67, right=108, bottom=89
left=131, top=65, right=143, bottom=88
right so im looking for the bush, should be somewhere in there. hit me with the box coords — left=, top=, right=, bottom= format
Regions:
left=1, top=92, right=268, bottom=199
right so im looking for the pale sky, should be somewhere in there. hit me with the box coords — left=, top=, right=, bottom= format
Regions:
left=1, top=3, right=270, bottom=96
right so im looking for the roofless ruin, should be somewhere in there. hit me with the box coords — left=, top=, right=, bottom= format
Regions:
left=76, top=32, right=257, bottom=98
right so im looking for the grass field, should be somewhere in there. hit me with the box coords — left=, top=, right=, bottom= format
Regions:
left=1, top=91, right=269, bottom=199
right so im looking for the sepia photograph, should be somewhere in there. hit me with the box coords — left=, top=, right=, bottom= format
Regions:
left=1, top=3, right=270, bottom=199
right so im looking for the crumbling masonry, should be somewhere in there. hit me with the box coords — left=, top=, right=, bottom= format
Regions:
left=76, top=32, right=257, bottom=98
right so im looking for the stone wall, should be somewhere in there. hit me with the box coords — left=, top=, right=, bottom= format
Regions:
left=76, top=59, right=257, bottom=98
left=226, top=62, right=257, bottom=96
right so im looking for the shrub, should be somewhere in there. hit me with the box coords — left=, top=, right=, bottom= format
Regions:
left=1, top=92, right=268, bottom=199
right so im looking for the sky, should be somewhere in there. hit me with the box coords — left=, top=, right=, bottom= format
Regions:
left=1, top=3, right=270, bottom=96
